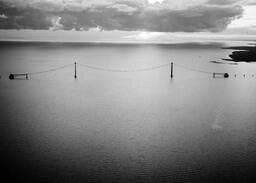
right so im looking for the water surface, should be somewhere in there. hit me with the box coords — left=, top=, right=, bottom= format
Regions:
left=1, top=41, right=256, bottom=182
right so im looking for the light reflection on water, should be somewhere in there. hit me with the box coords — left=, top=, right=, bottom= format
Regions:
left=1, top=42, right=256, bottom=182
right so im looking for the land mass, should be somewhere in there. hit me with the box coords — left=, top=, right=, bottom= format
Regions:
left=223, top=44, right=256, bottom=62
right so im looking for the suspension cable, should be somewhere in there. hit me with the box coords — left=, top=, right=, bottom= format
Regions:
left=174, top=63, right=213, bottom=74
left=78, top=62, right=171, bottom=73
left=27, top=63, right=74, bottom=75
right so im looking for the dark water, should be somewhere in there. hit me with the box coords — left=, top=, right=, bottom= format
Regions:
left=1, top=42, right=256, bottom=182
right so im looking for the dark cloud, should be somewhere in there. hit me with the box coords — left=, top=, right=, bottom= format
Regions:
left=0, top=0, right=244, bottom=32
left=246, top=0, right=256, bottom=5
left=0, top=1, right=52, bottom=29
left=207, top=0, right=241, bottom=5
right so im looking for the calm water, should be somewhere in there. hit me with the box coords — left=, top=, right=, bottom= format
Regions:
left=1, top=41, right=256, bottom=182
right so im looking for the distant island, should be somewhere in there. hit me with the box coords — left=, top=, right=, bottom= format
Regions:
left=223, top=44, right=256, bottom=62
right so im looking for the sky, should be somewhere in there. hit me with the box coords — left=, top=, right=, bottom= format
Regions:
left=0, top=0, right=256, bottom=42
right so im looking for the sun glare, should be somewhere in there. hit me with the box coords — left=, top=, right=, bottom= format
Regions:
left=136, top=32, right=163, bottom=40
left=138, top=32, right=152, bottom=39
left=148, top=0, right=164, bottom=4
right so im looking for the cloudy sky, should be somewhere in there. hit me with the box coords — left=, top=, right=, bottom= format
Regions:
left=0, top=0, right=255, bottom=42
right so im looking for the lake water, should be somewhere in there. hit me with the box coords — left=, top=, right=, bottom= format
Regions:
left=1, top=41, right=256, bottom=182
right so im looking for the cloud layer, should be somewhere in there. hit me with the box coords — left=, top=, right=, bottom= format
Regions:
left=0, top=0, right=246, bottom=32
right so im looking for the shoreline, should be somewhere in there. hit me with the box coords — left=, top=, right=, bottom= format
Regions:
left=223, top=45, right=256, bottom=62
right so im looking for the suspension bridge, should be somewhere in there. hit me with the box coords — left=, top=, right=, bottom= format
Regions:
left=2, top=61, right=253, bottom=80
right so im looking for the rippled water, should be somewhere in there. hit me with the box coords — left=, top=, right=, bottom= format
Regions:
left=1, top=41, right=256, bottom=182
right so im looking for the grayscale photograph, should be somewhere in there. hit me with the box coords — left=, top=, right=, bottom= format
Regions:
left=0, top=0, right=256, bottom=182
